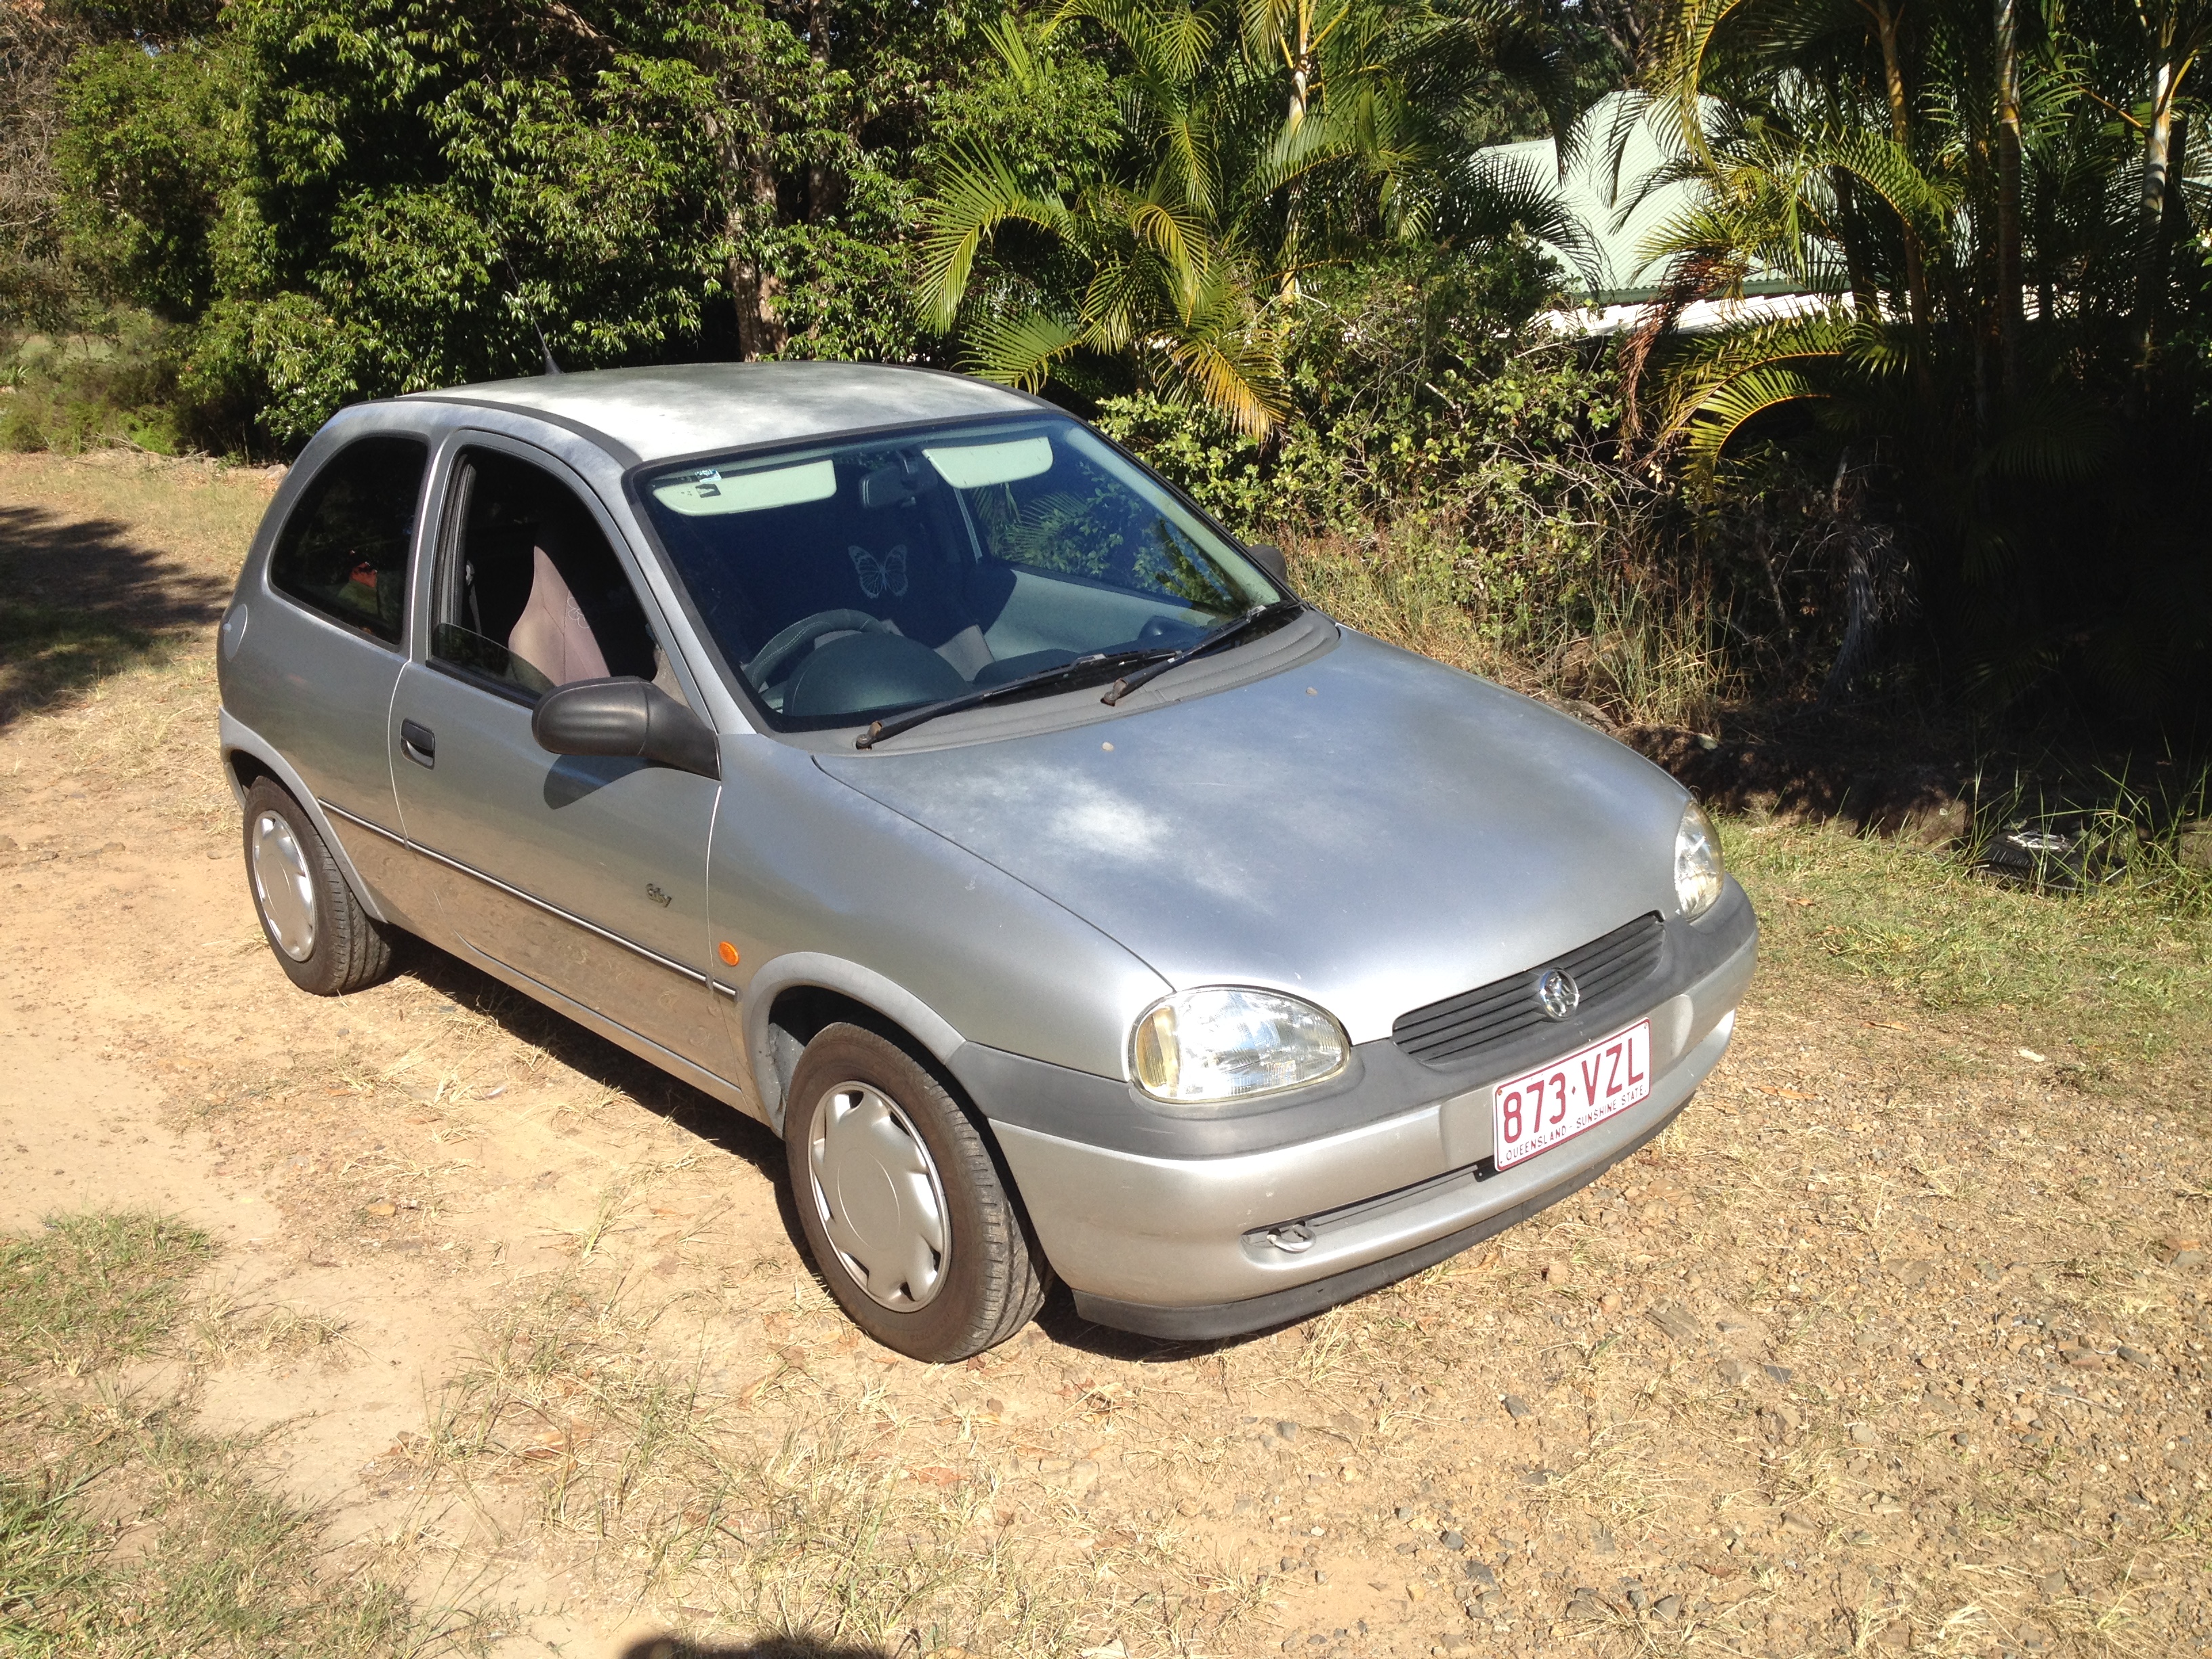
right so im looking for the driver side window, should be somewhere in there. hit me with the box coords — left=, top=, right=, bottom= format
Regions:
left=430, top=450, right=681, bottom=702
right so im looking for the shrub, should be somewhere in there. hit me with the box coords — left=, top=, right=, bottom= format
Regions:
left=0, top=319, right=182, bottom=454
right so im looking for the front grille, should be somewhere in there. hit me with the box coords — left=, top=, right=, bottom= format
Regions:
left=1392, top=912, right=1666, bottom=1069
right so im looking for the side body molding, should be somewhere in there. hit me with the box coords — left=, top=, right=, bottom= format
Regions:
left=741, top=951, right=966, bottom=1131
left=218, top=708, right=392, bottom=924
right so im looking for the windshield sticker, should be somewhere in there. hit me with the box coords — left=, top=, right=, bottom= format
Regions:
left=848, top=544, right=909, bottom=599
left=922, top=435, right=1054, bottom=489
left=650, top=458, right=838, bottom=516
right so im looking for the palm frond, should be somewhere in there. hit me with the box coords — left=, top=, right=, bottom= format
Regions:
left=961, top=309, right=1088, bottom=392
left=1054, top=0, right=1223, bottom=83
left=1677, top=361, right=1835, bottom=485
left=1975, top=392, right=2116, bottom=485
left=915, top=146, right=1073, bottom=330
left=1149, top=269, right=1287, bottom=434
left=1427, top=152, right=1602, bottom=293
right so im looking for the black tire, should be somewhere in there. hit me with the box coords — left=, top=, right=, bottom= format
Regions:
left=784, top=1023, right=1049, bottom=1361
left=241, top=777, right=396, bottom=997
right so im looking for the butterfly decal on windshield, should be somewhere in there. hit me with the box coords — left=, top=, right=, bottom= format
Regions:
left=848, top=544, right=909, bottom=600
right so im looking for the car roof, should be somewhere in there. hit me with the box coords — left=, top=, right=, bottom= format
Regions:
left=401, top=361, right=1044, bottom=466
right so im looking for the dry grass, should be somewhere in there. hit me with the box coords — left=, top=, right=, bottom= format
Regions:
left=1282, top=527, right=1739, bottom=731
left=0, top=1211, right=437, bottom=1657
left=386, top=1272, right=1269, bottom=1656
left=0, top=451, right=274, bottom=825
left=187, top=1291, right=358, bottom=1368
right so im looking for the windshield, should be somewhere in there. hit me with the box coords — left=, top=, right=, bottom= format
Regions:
left=635, top=415, right=1282, bottom=729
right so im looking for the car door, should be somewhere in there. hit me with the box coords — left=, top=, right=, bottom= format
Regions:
left=388, top=434, right=734, bottom=1074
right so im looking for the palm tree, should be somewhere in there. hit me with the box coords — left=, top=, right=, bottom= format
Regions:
left=1617, top=0, right=2209, bottom=711
left=916, top=0, right=1592, bottom=434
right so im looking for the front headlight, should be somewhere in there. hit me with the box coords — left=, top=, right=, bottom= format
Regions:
left=1130, top=987, right=1348, bottom=1103
left=1675, top=800, right=1724, bottom=920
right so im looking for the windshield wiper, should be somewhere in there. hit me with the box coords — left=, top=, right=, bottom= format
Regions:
left=855, top=646, right=1168, bottom=750
left=1099, top=598, right=1305, bottom=706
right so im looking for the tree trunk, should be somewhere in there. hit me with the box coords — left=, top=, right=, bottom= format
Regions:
left=1590, top=0, right=1651, bottom=74
left=2134, top=56, right=2179, bottom=369
left=1279, top=3, right=1314, bottom=302
left=716, top=125, right=786, bottom=361
left=806, top=0, right=834, bottom=222
left=695, top=22, right=790, bottom=363
left=1870, top=1, right=1935, bottom=394
left=1994, top=0, right=2024, bottom=396
left=1820, top=447, right=1880, bottom=707
left=1832, top=168, right=1878, bottom=314
left=2035, top=157, right=2053, bottom=327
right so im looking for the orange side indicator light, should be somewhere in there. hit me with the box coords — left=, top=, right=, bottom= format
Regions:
left=716, top=941, right=741, bottom=967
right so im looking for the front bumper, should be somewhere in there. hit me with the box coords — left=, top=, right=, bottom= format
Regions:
left=1067, top=1070, right=1703, bottom=1340
left=977, top=899, right=1755, bottom=1338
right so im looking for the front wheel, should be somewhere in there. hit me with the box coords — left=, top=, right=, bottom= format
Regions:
left=784, top=1023, right=1048, bottom=1361
left=241, top=777, right=396, bottom=996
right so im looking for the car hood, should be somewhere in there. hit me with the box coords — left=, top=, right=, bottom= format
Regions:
left=815, top=629, right=1690, bottom=1044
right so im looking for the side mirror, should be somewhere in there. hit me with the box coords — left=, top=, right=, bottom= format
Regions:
left=531, top=677, right=720, bottom=780
left=1245, top=541, right=1292, bottom=591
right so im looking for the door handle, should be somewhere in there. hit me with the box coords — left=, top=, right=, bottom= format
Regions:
left=401, top=719, right=436, bottom=768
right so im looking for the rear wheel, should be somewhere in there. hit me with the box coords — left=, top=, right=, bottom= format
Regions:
left=242, top=777, right=395, bottom=996
left=784, top=1023, right=1048, bottom=1361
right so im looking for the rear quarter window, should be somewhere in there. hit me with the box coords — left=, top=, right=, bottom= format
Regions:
left=268, top=436, right=429, bottom=644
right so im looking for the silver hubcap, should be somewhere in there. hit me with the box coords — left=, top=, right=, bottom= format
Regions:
left=806, top=1082, right=949, bottom=1311
left=250, top=811, right=318, bottom=962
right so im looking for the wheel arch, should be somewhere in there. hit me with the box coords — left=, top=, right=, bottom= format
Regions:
left=746, top=953, right=964, bottom=1134
left=218, top=708, right=392, bottom=925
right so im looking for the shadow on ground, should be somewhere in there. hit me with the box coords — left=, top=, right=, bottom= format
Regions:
left=396, top=941, right=1250, bottom=1367
left=0, top=503, right=232, bottom=726
left=403, top=942, right=781, bottom=1176
left=615, top=1639, right=891, bottom=1659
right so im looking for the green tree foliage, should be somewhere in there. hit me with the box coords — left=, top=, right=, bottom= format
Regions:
left=1093, top=241, right=1693, bottom=684
left=49, top=0, right=996, bottom=450
left=58, top=38, right=249, bottom=323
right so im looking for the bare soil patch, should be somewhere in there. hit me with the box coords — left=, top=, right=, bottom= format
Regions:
left=4, top=452, right=2211, bottom=1659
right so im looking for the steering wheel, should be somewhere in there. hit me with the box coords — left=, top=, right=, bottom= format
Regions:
left=745, top=609, right=892, bottom=686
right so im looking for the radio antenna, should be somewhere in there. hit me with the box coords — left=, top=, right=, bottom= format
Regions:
left=497, top=245, right=563, bottom=374
left=532, top=318, right=564, bottom=376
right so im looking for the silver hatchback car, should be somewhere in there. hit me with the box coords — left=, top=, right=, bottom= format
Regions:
left=218, top=363, right=1757, bottom=1360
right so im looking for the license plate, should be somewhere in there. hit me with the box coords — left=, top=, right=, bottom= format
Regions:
left=1492, top=1019, right=1652, bottom=1170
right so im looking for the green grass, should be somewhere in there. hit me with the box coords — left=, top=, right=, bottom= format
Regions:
left=0, top=1213, right=213, bottom=1378
left=1724, top=814, right=2212, bottom=1083
left=0, top=1212, right=436, bottom=1657
left=0, top=600, right=164, bottom=707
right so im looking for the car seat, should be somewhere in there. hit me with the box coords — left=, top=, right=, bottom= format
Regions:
left=508, top=545, right=611, bottom=685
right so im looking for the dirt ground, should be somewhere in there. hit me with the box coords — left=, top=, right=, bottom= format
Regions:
left=5, top=452, right=2212, bottom=1659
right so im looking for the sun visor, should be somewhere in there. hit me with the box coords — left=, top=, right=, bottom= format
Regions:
left=922, top=435, right=1054, bottom=489
left=649, top=459, right=838, bottom=516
